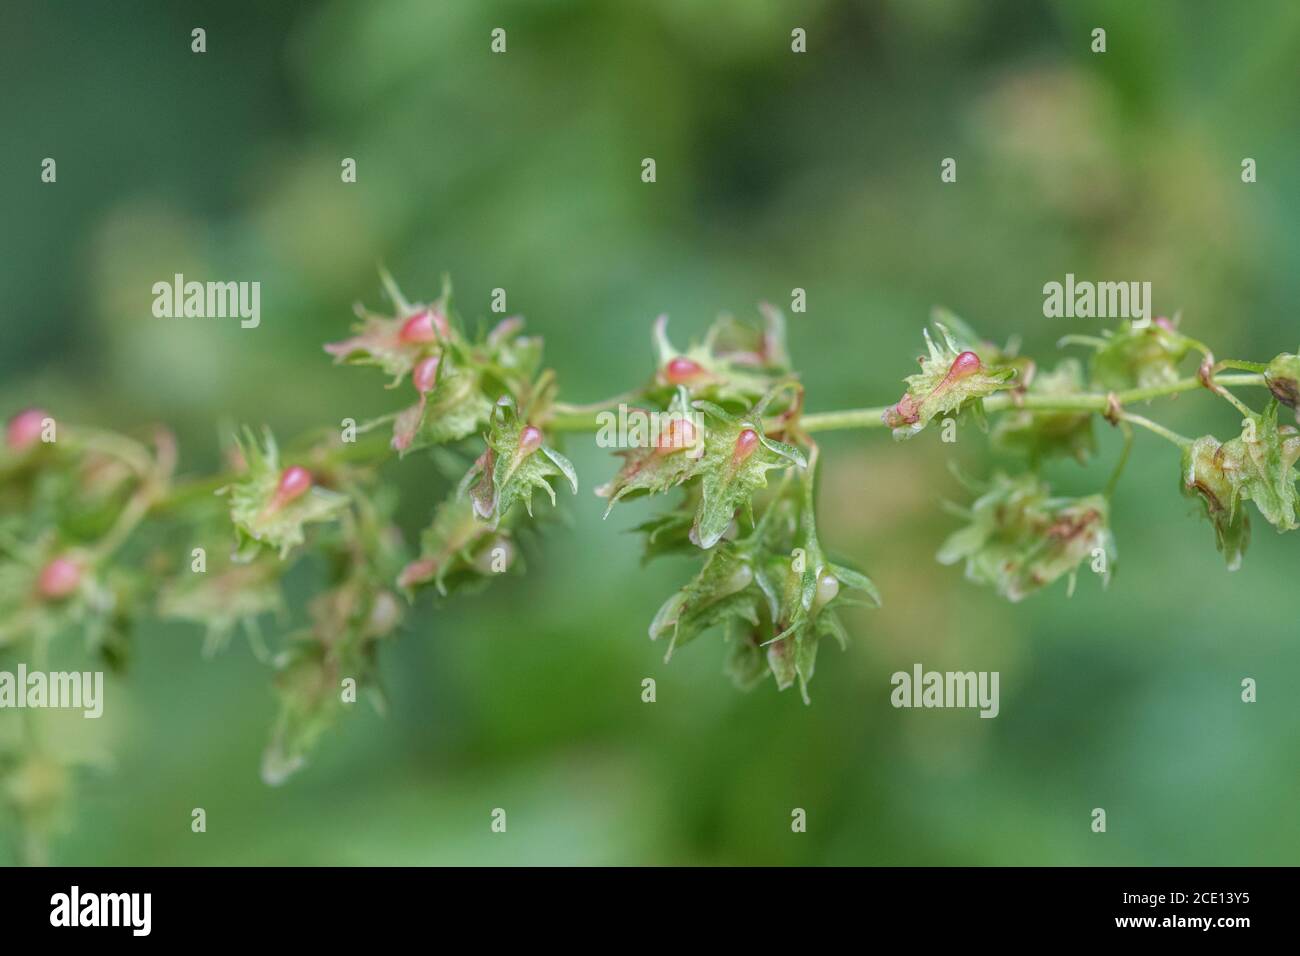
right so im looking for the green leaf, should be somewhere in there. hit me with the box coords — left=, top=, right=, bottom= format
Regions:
left=392, top=362, right=494, bottom=455
left=691, top=407, right=806, bottom=550
left=1232, top=407, right=1300, bottom=532
left=793, top=629, right=820, bottom=705
left=397, top=495, right=518, bottom=596
left=631, top=506, right=698, bottom=563
left=459, top=402, right=576, bottom=525
left=1183, top=403, right=1299, bottom=569
left=723, top=629, right=768, bottom=690
left=827, top=561, right=882, bottom=608
left=1181, top=435, right=1251, bottom=570
left=647, top=546, right=760, bottom=660
left=766, top=634, right=797, bottom=691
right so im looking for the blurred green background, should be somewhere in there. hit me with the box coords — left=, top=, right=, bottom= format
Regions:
left=2, top=0, right=1299, bottom=865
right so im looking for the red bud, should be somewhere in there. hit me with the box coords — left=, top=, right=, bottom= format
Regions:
left=663, top=357, right=705, bottom=384
left=518, top=425, right=543, bottom=457
left=6, top=408, right=48, bottom=452
left=37, top=556, right=81, bottom=600
left=732, top=428, right=759, bottom=465
left=412, top=355, right=441, bottom=395
left=271, top=466, right=312, bottom=510
left=398, top=308, right=449, bottom=344
left=944, top=350, right=982, bottom=383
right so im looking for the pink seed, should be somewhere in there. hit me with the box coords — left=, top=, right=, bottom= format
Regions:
left=398, top=310, right=435, bottom=343
left=946, top=350, right=982, bottom=380
left=271, top=466, right=312, bottom=510
left=6, top=408, right=48, bottom=451
left=412, top=355, right=441, bottom=395
left=399, top=308, right=449, bottom=344
left=518, top=425, right=544, bottom=456
left=37, top=556, right=80, bottom=600
left=663, top=357, right=705, bottom=384
left=732, top=428, right=759, bottom=465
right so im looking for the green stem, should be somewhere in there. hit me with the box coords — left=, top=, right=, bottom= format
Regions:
left=547, top=373, right=1267, bottom=434
left=1213, top=387, right=1256, bottom=420
left=1104, top=421, right=1134, bottom=498
left=1217, top=359, right=1268, bottom=374
left=550, top=389, right=645, bottom=416
left=1119, top=412, right=1192, bottom=449
left=153, top=429, right=394, bottom=514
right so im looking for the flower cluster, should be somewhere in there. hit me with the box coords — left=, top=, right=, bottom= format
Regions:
left=881, top=318, right=1019, bottom=438
left=1182, top=401, right=1299, bottom=570
left=1072, top=317, right=1202, bottom=391
left=597, top=308, right=878, bottom=699
left=938, top=472, right=1115, bottom=602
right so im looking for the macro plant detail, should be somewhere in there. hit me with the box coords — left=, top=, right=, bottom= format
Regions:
left=1, top=274, right=1296, bottom=863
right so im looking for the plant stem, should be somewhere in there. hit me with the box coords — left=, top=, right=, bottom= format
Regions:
left=153, top=429, right=394, bottom=514
left=1119, top=412, right=1192, bottom=449
left=1216, top=359, right=1268, bottom=374
left=1104, top=421, right=1134, bottom=498
left=546, top=373, right=1267, bottom=434
left=550, top=389, right=646, bottom=416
